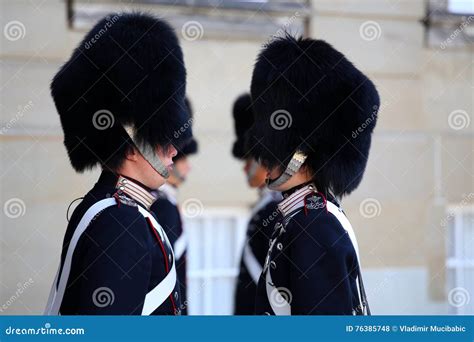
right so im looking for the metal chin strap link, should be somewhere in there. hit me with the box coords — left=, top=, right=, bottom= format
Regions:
left=267, top=150, right=308, bottom=190
left=124, top=125, right=170, bottom=179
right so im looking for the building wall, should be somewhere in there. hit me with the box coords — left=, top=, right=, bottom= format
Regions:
left=0, top=0, right=472, bottom=314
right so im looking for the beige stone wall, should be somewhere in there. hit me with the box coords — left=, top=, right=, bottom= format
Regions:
left=0, top=0, right=472, bottom=314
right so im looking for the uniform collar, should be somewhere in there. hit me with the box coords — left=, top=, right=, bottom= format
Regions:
left=278, top=183, right=317, bottom=217
left=158, top=182, right=178, bottom=205
left=115, top=175, right=156, bottom=210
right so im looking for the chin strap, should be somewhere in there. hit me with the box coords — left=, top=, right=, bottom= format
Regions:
left=124, top=125, right=170, bottom=179
left=267, top=151, right=308, bottom=190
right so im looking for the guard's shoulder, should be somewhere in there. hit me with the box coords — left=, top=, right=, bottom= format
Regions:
left=287, top=198, right=349, bottom=250
left=85, top=200, right=150, bottom=245
left=150, top=196, right=176, bottom=213
left=114, top=192, right=139, bottom=208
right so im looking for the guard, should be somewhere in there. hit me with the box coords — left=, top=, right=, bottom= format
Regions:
left=247, top=35, right=379, bottom=315
left=231, top=93, right=282, bottom=315
left=150, top=97, right=198, bottom=315
left=45, top=12, right=190, bottom=315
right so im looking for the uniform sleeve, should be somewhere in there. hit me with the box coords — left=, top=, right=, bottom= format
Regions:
left=72, top=206, right=152, bottom=315
left=288, top=212, right=357, bottom=315
left=150, top=199, right=181, bottom=247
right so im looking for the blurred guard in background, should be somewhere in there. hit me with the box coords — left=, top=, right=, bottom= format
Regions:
left=45, top=13, right=190, bottom=315
left=150, top=97, right=198, bottom=315
left=231, top=94, right=282, bottom=315
left=247, top=36, right=379, bottom=315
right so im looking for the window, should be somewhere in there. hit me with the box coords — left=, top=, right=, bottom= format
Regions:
left=446, top=204, right=474, bottom=314
left=184, top=208, right=249, bottom=314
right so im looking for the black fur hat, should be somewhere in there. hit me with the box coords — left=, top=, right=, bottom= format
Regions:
left=231, top=93, right=254, bottom=159
left=175, top=97, right=198, bottom=160
left=51, top=12, right=190, bottom=172
left=247, top=36, right=380, bottom=196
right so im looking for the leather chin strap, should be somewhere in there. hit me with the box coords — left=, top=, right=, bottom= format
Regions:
left=267, top=151, right=308, bottom=190
left=124, top=125, right=170, bottom=179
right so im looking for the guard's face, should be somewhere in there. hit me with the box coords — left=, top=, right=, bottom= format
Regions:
left=138, top=144, right=177, bottom=189
left=243, top=159, right=267, bottom=188
left=168, top=157, right=191, bottom=186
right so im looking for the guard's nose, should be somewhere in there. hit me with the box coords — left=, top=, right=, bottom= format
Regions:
left=169, top=145, right=178, bottom=159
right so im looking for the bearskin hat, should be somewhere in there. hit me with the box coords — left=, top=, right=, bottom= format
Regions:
left=231, top=93, right=254, bottom=159
left=51, top=12, right=190, bottom=172
left=175, top=97, right=198, bottom=160
left=247, top=35, right=380, bottom=196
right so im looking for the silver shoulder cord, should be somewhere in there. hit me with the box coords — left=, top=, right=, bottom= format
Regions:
left=267, top=151, right=308, bottom=190
left=123, top=125, right=170, bottom=179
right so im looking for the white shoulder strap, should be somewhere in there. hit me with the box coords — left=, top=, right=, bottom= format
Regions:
left=45, top=198, right=177, bottom=316
left=326, top=202, right=361, bottom=263
left=265, top=267, right=291, bottom=315
left=326, top=201, right=365, bottom=313
left=45, top=198, right=117, bottom=315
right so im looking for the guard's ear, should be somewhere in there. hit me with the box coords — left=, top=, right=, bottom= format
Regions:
left=124, top=146, right=140, bottom=162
